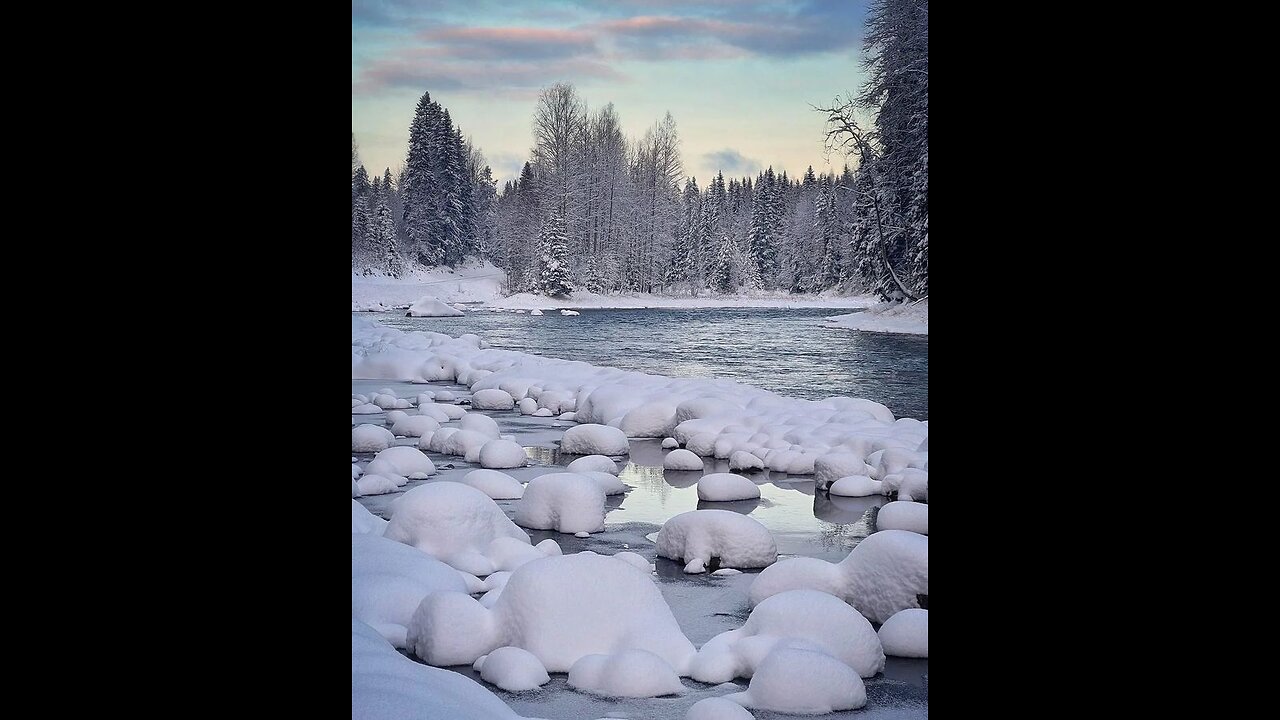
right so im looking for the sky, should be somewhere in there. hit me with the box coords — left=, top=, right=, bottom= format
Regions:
left=352, top=0, right=870, bottom=186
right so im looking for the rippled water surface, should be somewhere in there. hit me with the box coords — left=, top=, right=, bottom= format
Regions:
left=361, top=306, right=928, bottom=419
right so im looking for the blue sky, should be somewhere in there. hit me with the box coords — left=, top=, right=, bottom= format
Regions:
left=352, top=0, right=870, bottom=184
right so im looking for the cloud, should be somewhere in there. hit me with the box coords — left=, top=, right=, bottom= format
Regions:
left=354, top=52, right=624, bottom=95
left=419, top=26, right=598, bottom=60
left=702, top=148, right=760, bottom=175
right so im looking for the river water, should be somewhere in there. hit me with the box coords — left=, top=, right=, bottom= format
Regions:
left=364, top=306, right=928, bottom=420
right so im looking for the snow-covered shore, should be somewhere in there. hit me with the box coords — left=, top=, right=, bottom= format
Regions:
left=352, top=263, right=875, bottom=312
left=827, top=300, right=928, bottom=336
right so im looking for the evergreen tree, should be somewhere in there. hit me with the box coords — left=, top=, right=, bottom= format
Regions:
left=474, top=165, right=498, bottom=260
left=376, top=201, right=403, bottom=277
left=815, top=176, right=841, bottom=289
left=747, top=167, right=779, bottom=284
left=403, top=92, right=444, bottom=265
left=710, top=234, right=734, bottom=292
left=536, top=206, right=573, bottom=297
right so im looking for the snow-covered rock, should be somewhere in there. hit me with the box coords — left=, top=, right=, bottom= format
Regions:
left=478, top=439, right=528, bottom=469
left=459, top=412, right=500, bottom=438
left=533, top=408, right=553, bottom=417
left=517, top=398, right=538, bottom=415
left=390, top=415, right=440, bottom=438
left=356, top=474, right=400, bottom=496
left=351, top=402, right=382, bottom=414
left=657, top=510, right=777, bottom=571
left=577, top=470, right=628, bottom=496
left=879, top=608, right=928, bottom=658
left=435, top=429, right=490, bottom=459
left=568, top=649, right=684, bottom=698
left=352, top=424, right=395, bottom=452
left=729, top=451, right=764, bottom=472
left=386, top=409, right=409, bottom=426
left=473, top=646, right=550, bottom=691
left=530, top=309, right=543, bottom=316
left=366, top=446, right=436, bottom=477
left=620, top=401, right=679, bottom=438
left=352, top=479, right=361, bottom=497
left=460, top=469, right=525, bottom=500
left=429, top=402, right=468, bottom=420
left=514, top=473, right=606, bottom=534
left=723, top=647, right=866, bottom=714
left=663, top=449, right=705, bottom=471
left=662, top=437, right=679, bottom=449
left=884, top=468, right=929, bottom=502
left=697, top=473, right=761, bottom=502
left=560, top=309, right=580, bottom=315
left=434, top=390, right=454, bottom=402
left=829, top=475, right=883, bottom=497
left=384, top=482, right=532, bottom=576
left=562, top=424, right=630, bottom=456
left=749, top=529, right=928, bottom=623
left=613, top=551, right=652, bottom=573
left=407, top=297, right=465, bottom=317
left=566, top=454, right=619, bottom=475
left=352, top=499, right=387, bottom=535
left=351, top=534, right=469, bottom=647
left=815, top=453, right=875, bottom=491
left=876, top=500, right=928, bottom=534
left=691, top=590, right=884, bottom=683
left=685, top=697, right=754, bottom=720
left=472, top=388, right=516, bottom=410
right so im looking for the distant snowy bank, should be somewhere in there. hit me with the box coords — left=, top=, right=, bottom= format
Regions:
left=827, top=299, right=928, bottom=336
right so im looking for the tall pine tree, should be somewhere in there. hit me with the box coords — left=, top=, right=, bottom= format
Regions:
left=536, top=206, right=573, bottom=297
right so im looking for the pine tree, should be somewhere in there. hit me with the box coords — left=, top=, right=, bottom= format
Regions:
left=352, top=166, right=371, bottom=258
left=474, top=165, right=498, bottom=260
left=403, top=92, right=444, bottom=266
left=710, top=234, right=734, bottom=292
left=747, top=167, right=779, bottom=285
left=376, top=201, right=403, bottom=277
left=536, top=206, right=573, bottom=297
left=816, top=176, right=841, bottom=289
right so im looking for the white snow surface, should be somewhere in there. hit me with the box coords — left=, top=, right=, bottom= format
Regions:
left=356, top=474, right=400, bottom=496
left=352, top=424, right=395, bottom=452
left=656, top=510, right=777, bottom=570
left=830, top=475, right=884, bottom=497
left=566, top=455, right=620, bottom=475
left=460, top=469, right=525, bottom=500
left=878, top=608, right=928, bottom=658
left=749, top=529, right=928, bottom=624
left=407, top=297, right=466, bottom=317
left=390, top=415, right=440, bottom=438
left=478, top=439, right=529, bottom=469
left=691, top=589, right=885, bottom=683
left=514, top=473, right=606, bottom=534
left=561, top=424, right=630, bottom=456
left=473, top=646, right=550, bottom=691
left=827, top=298, right=928, bottom=336
left=351, top=533, right=469, bottom=647
left=352, top=499, right=388, bottom=535
left=723, top=646, right=867, bottom=714
left=384, top=481, right=532, bottom=576
left=663, top=449, right=705, bottom=471
left=696, top=473, right=761, bottom=502
left=472, top=388, right=516, bottom=410
left=366, top=446, right=436, bottom=477
left=662, top=437, right=680, bottom=449
left=876, top=500, right=929, bottom=535
left=568, top=649, right=684, bottom=698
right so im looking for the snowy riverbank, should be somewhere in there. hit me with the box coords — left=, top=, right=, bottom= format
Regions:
left=353, top=263, right=876, bottom=312
left=827, top=300, right=928, bottom=336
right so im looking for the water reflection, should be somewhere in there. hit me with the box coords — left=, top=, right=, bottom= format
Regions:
left=696, top=497, right=762, bottom=514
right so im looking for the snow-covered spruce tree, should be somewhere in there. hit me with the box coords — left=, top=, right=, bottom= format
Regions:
left=815, top=176, right=841, bottom=290
left=352, top=166, right=371, bottom=262
left=536, top=206, right=573, bottom=297
left=746, top=167, right=778, bottom=287
left=403, top=92, right=444, bottom=266
left=710, top=234, right=734, bottom=292
left=473, top=165, right=497, bottom=261
left=376, top=201, right=403, bottom=277
left=665, top=176, right=700, bottom=290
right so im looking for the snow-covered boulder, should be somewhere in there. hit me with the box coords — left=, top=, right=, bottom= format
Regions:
left=723, top=647, right=866, bottom=714
left=662, top=437, right=679, bottom=449
left=663, top=449, right=704, bottom=471
left=384, top=482, right=532, bottom=576
left=533, top=408, right=553, bottom=417
left=876, top=500, right=928, bottom=534
left=613, top=551, right=652, bottom=573
left=351, top=403, right=383, bottom=414
left=814, top=453, right=875, bottom=491
left=568, top=649, right=684, bottom=698
left=577, top=470, right=628, bottom=496
left=473, top=647, right=550, bottom=692
left=352, top=479, right=361, bottom=497
left=437, top=429, right=490, bottom=459
left=530, top=309, right=543, bottom=316
left=561, top=309, right=580, bottom=316
left=620, top=401, right=679, bottom=438
left=656, top=510, right=777, bottom=572
left=460, top=469, right=525, bottom=500
left=352, top=424, right=395, bottom=452
left=430, top=402, right=467, bottom=420
left=830, top=475, right=882, bottom=497
left=561, top=424, right=630, bottom=456
left=514, top=473, right=606, bottom=534
left=878, top=608, right=928, bottom=658
left=356, top=474, right=400, bottom=496
left=729, top=451, right=764, bottom=472
left=749, top=529, right=928, bottom=623
left=884, top=468, right=929, bottom=502
left=390, top=415, right=440, bottom=438
left=686, top=697, right=754, bottom=720
left=459, top=412, right=501, bottom=439
left=433, top=390, right=454, bottom=402
left=367, top=446, right=436, bottom=477
left=478, top=439, right=528, bottom=469
left=517, top=398, right=537, bottom=415
left=691, top=590, right=884, bottom=683
left=696, top=473, right=761, bottom=502
left=566, top=454, right=619, bottom=475
left=351, top=533, right=469, bottom=647
left=372, top=393, right=400, bottom=409
left=352, top=499, right=387, bottom=535
left=407, top=297, right=465, bottom=317
left=472, top=389, right=516, bottom=410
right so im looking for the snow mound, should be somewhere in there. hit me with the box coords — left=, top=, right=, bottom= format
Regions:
left=686, top=697, right=754, bottom=720
left=568, top=649, right=684, bottom=698
left=434, top=391, right=454, bottom=401
left=814, top=453, right=876, bottom=491
left=430, top=403, right=467, bottom=420
left=459, top=412, right=501, bottom=438
left=472, top=388, right=516, bottom=410
left=461, top=469, right=525, bottom=499
left=351, top=402, right=382, bottom=414
left=657, top=510, right=777, bottom=571
left=390, top=415, right=440, bottom=438
left=697, top=473, right=761, bottom=502
left=533, top=408, right=553, bottom=416
left=878, top=608, right=928, bottom=657
left=749, top=529, right=928, bottom=623
left=562, top=424, right=630, bottom=456
left=561, top=309, right=580, bottom=315
left=473, top=646, right=550, bottom=691
left=384, top=482, right=532, bottom=576
left=367, top=446, right=436, bottom=477
left=479, top=439, right=528, bottom=469
left=830, top=475, right=883, bottom=497
left=691, top=590, right=884, bottom=683
left=514, top=473, right=606, bottom=534
left=352, top=499, right=388, bottom=535
left=407, top=297, right=465, bottom=317
left=663, top=449, right=705, bottom=471
left=884, top=468, right=929, bottom=502
left=613, top=551, right=652, bottom=573
left=826, top=299, right=928, bottom=336
left=723, top=647, right=866, bottom=714
left=577, top=470, right=628, bottom=495
left=352, top=619, right=525, bottom=720
left=620, top=400, right=679, bottom=438
left=876, top=500, right=928, bottom=534
left=662, top=437, right=680, bottom=449
left=566, top=454, right=619, bottom=475
left=729, top=451, right=764, bottom=472
left=351, top=534, right=468, bottom=647
left=530, top=309, right=543, bottom=316
left=352, top=424, right=395, bottom=452
left=356, top=474, right=400, bottom=496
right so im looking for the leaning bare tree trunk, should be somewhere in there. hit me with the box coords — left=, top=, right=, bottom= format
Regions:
left=870, top=190, right=917, bottom=301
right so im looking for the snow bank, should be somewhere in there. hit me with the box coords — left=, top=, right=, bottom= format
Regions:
left=514, top=473, right=606, bottom=534
left=826, top=298, right=928, bottom=336
left=384, top=482, right=532, bottom=576
left=472, top=388, right=516, bottom=410
left=876, top=500, right=928, bottom=534
left=478, top=439, right=528, bottom=469
left=830, top=475, right=883, bottom=497
left=352, top=499, right=387, bottom=535
left=749, top=529, right=928, bottom=623
left=566, top=455, right=619, bottom=475
left=352, top=424, right=394, bottom=452
left=473, top=646, right=550, bottom=691
left=561, top=424, right=630, bottom=456
left=879, top=608, right=928, bottom=658
left=691, top=590, right=884, bottom=683
left=407, top=297, right=465, bottom=317
left=663, top=449, right=705, bottom=471
left=568, top=649, right=684, bottom=698
left=723, top=647, right=866, bottom=714
left=697, top=473, right=760, bottom=502
left=351, top=534, right=469, bottom=647
left=366, top=446, right=436, bottom=477
left=461, top=469, right=525, bottom=500
left=657, top=510, right=777, bottom=572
